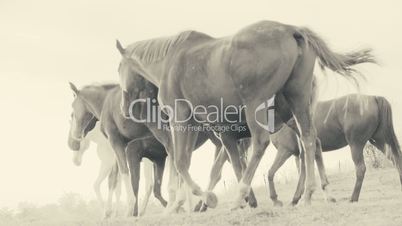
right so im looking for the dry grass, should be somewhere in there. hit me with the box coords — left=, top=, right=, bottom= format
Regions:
left=3, top=168, right=402, bottom=226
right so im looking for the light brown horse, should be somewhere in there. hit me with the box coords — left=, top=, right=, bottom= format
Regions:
left=116, top=20, right=375, bottom=210
left=68, top=83, right=168, bottom=217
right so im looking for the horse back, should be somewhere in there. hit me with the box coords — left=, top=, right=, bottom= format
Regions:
left=101, top=87, right=152, bottom=141
left=315, top=94, right=379, bottom=149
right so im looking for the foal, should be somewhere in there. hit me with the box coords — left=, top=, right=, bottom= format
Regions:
left=68, top=122, right=121, bottom=216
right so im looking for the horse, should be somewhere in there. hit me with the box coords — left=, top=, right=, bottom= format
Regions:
left=124, top=70, right=325, bottom=213
left=267, top=94, right=402, bottom=204
left=68, top=82, right=230, bottom=216
left=116, top=77, right=260, bottom=212
left=67, top=121, right=122, bottom=216
left=68, top=82, right=168, bottom=217
left=196, top=94, right=402, bottom=209
left=116, top=20, right=376, bottom=210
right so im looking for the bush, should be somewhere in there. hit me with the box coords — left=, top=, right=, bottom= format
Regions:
left=364, top=143, right=393, bottom=169
left=0, top=193, right=103, bottom=226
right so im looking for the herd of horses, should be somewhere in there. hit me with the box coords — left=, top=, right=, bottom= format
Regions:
left=67, top=20, right=402, bottom=218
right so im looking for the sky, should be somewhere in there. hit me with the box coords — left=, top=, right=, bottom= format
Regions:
left=1, top=0, right=402, bottom=208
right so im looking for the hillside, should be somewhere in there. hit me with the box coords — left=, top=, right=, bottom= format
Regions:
left=3, top=167, right=402, bottom=226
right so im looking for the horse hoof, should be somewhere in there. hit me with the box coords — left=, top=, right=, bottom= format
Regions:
left=327, top=197, right=336, bottom=203
left=193, top=200, right=203, bottom=212
left=248, top=200, right=258, bottom=208
left=231, top=199, right=247, bottom=211
left=273, top=200, right=283, bottom=207
left=103, top=210, right=113, bottom=219
left=200, top=203, right=208, bottom=212
left=289, top=200, right=298, bottom=207
left=161, top=200, right=168, bottom=208
left=204, top=191, right=218, bottom=208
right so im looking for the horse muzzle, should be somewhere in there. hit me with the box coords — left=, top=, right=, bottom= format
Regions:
left=68, top=136, right=81, bottom=151
left=72, top=152, right=83, bottom=166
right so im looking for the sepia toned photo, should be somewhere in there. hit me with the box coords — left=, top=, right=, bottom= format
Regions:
left=1, top=0, right=401, bottom=225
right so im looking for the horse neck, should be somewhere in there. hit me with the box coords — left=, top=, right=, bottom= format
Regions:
left=85, top=123, right=106, bottom=144
left=81, top=88, right=108, bottom=119
left=141, top=62, right=164, bottom=87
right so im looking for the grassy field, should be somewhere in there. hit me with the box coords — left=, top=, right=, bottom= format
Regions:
left=2, top=167, right=402, bottom=226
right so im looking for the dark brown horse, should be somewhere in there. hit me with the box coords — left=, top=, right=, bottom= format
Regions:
left=121, top=76, right=260, bottom=212
left=116, top=20, right=375, bottom=210
left=267, top=94, right=402, bottom=204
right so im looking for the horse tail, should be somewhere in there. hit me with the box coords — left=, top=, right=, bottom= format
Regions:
left=293, top=27, right=376, bottom=86
left=374, top=96, right=402, bottom=159
left=108, top=161, right=120, bottom=191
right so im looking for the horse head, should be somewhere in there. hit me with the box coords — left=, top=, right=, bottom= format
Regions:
left=116, top=40, right=151, bottom=118
left=67, top=82, right=98, bottom=153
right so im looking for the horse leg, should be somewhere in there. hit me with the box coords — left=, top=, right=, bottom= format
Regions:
left=268, top=148, right=293, bottom=207
left=94, top=161, right=111, bottom=208
left=295, top=155, right=301, bottom=174
left=195, top=145, right=227, bottom=212
left=170, top=177, right=189, bottom=213
left=283, top=45, right=318, bottom=205
left=221, top=134, right=250, bottom=209
left=113, top=171, right=122, bottom=217
left=285, top=101, right=316, bottom=205
left=139, top=159, right=154, bottom=216
left=107, top=132, right=135, bottom=217
left=232, top=102, right=270, bottom=210
left=105, top=161, right=119, bottom=218
left=153, top=158, right=168, bottom=207
left=237, top=140, right=258, bottom=208
left=314, top=139, right=336, bottom=203
left=126, top=141, right=143, bottom=217
left=291, top=151, right=306, bottom=206
left=169, top=121, right=217, bottom=212
left=350, top=143, right=366, bottom=202
left=165, top=154, right=179, bottom=213
left=207, top=145, right=227, bottom=192
left=185, top=179, right=194, bottom=213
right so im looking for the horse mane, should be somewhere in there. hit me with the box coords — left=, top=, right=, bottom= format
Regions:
left=125, top=30, right=195, bottom=63
left=82, top=82, right=118, bottom=91
left=101, top=83, right=119, bottom=90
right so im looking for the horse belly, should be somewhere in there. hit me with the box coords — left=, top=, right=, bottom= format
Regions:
left=184, top=84, right=245, bottom=126
left=317, top=127, right=348, bottom=151
left=116, top=117, right=151, bottom=140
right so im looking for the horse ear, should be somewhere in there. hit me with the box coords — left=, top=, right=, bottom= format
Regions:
left=116, top=39, right=126, bottom=56
left=69, top=82, right=79, bottom=95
